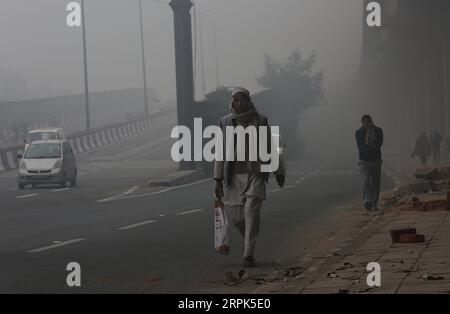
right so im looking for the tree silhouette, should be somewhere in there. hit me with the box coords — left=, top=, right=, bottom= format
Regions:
left=256, top=48, right=324, bottom=153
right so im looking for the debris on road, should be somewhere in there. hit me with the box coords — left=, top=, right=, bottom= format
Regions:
left=225, top=271, right=243, bottom=286
left=225, top=269, right=286, bottom=286
left=422, top=199, right=447, bottom=211
left=273, top=261, right=305, bottom=278
left=420, top=274, right=444, bottom=281
left=414, top=167, right=439, bottom=180
left=327, top=272, right=338, bottom=278
left=404, top=166, right=450, bottom=195
left=408, top=179, right=434, bottom=194
left=335, top=262, right=354, bottom=271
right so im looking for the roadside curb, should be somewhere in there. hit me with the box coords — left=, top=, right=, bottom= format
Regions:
left=383, top=160, right=413, bottom=191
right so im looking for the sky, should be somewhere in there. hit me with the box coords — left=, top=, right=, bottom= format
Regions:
left=0, top=0, right=363, bottom=102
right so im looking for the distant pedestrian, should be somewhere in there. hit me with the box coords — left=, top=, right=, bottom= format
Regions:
left=430, top=130, right=442, bottom=164
left=412, top=132, right=431, bottom=166
left=355, top=114, right=384, bottom=213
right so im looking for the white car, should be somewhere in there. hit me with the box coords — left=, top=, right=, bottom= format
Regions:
left=17, top=140, right=77, bottom=189
left=24, top=128, right=66, bottom=153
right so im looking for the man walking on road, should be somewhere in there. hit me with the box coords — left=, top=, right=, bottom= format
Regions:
left=430, top=130, right=442, bottom=165
left=355, top=114, right=384, bottom=214
left=214, top=87, right=285, bottom=268
left=412, top=132, right=431, bottom=166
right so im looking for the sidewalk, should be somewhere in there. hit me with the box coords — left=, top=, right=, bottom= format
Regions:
left=298, top=209, right=450, bottom=294
left=247, top=152, right=450, bottom=294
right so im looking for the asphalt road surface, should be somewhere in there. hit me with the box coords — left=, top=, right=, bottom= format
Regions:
left=0, top=126, right=393, bottom=293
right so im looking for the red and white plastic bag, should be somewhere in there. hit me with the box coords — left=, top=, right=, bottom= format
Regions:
left=214, top=199, right=230, bottom=255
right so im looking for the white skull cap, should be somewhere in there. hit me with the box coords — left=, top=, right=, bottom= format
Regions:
left=232, top=87, right=251, bottom=99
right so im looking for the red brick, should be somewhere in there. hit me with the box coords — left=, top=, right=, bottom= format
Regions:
left=390, top=229, right=417, bottom=243
left=423, top=199, right=448, bottom=211
left=398, top=234, right=425, bottom=243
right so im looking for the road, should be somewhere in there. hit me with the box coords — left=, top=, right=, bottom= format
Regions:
left=0, top=125, right=394, bottom=293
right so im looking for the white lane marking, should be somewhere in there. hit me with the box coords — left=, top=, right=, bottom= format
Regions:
left=98, top=195, right=121, bottom=203
left=176, top=208, right=205, bottom=216
left=97, top=185, right=140, bottom=202
left=267, top=162, right=331, bottom=195
left=291, top=162, right=330, bottom=187
left=52, top=188, right=69, bottom=192
left=123, top=185, right=139, bottom=195
left=117, top=220, right=157, bottom=230
left=16, top=194, right=38, bottom=199
left=158, top=214, right=165, bottom=217
left=97, top=178, right=210, bottom=203
left=27, top=238, right=86, bottom=253
left=97, top=162, right=330, bottom=203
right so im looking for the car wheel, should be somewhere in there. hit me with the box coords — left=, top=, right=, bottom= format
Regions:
left=18, top=183, right=25, bottom=190
left=32, top=184, right=37, bottom=188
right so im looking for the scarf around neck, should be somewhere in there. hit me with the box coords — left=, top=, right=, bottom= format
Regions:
left=230, top=103, right=258, bottom=122
left=364, top=125, right=377, bottom=146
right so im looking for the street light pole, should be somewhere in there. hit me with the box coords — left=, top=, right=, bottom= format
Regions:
left=213, top=20, right=220, bottom=89
left=198, top=12, right=206, bottom=98
left=138, top=0, right=150, bottom=117
left=81, top=0, right=90, bottom=130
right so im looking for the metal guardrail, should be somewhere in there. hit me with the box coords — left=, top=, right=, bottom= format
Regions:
left=0, top=108, right=176, bottom=172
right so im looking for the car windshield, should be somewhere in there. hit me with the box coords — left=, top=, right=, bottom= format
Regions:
left=28, top=132, right=57, bottom=143
left=24, top=143, right=61, bottom=159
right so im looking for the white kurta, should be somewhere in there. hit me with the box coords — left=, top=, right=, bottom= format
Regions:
left=227, top=172, right=266, bottom=207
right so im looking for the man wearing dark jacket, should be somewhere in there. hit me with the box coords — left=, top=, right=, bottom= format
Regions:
left=355, top=114, right=384, bottom=213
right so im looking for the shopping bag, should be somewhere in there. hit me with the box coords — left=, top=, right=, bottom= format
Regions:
left=214, top=199, right=230, bottom=255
